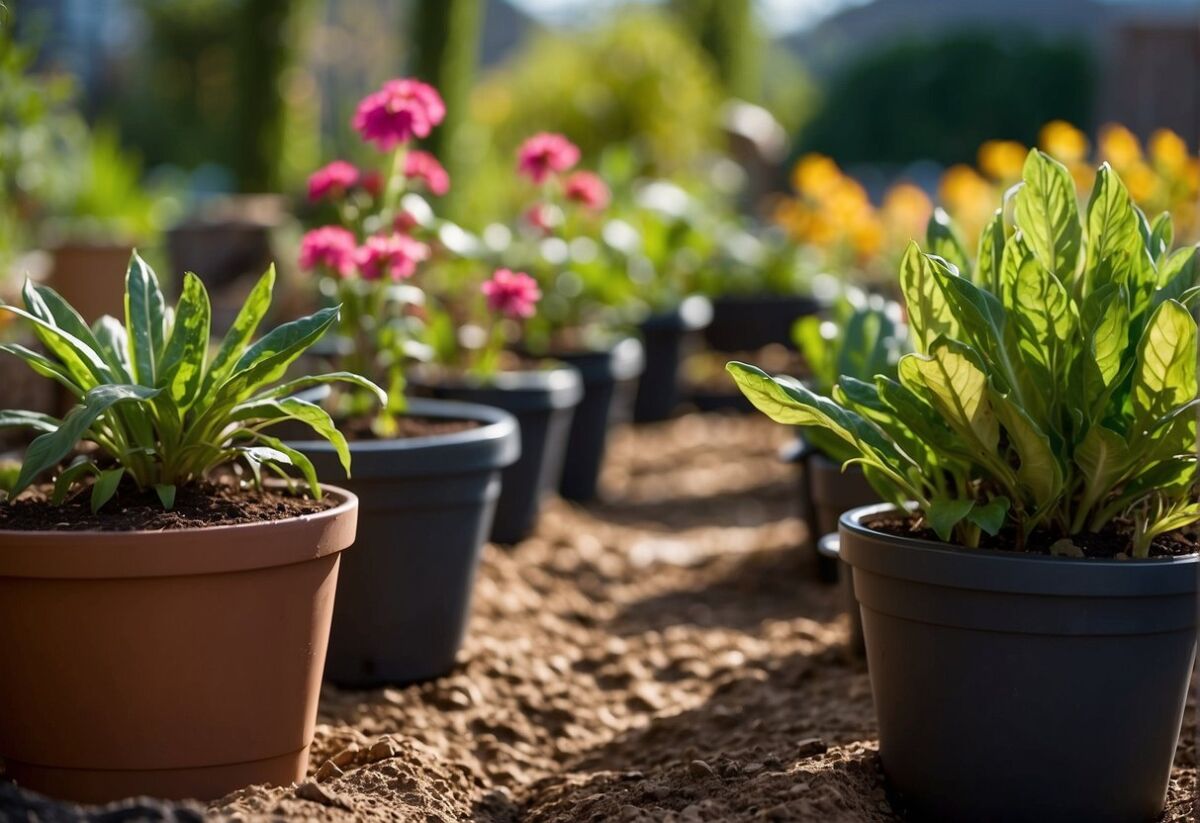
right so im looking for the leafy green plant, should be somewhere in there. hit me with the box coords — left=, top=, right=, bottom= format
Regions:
left=0, top=253, right=384, bottom=511
left=790, top=293, right=907, bottom=463
left=731, top=151, right=1200, bottom=555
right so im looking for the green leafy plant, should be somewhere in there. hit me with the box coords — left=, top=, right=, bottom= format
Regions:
left=731, top=151, right=1200, bottom=555
left=0, top=253, right=384, bottom=511
left=790, top=292, right=907, bottom=463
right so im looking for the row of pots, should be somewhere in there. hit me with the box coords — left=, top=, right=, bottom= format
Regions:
left=786, top=440, right=1197, bottom=821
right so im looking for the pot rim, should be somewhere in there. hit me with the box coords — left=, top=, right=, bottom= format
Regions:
left=0, top=483, right=358, bottom=580
left=293, top=397, right=518, bottom=452
left=411, top=363, right=584, bottom=410
left=840, top=502, right=1198, bottom=596
left=549, top=337, right=646, bottom=381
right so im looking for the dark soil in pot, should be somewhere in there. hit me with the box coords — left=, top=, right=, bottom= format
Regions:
left=284, top=398, right=520, bottom=687
left=410, top=365, right=582, bottom=543
left=633, top=296, right=712, bottom=423
left=549, top=337, right=644, bottom=501
left=783, top=435, right=878, bottom=582
left=840, top=502, right=1198, bottom=822
left=703, top=293, right=823, bottom=352
left=0, top=483, right=358, bottom=803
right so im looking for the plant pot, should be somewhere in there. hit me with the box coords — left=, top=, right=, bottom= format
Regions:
left=839, top=503, right=1198, bottom=822
left=285, top=399, right=520, bottom=686
left=782, top=435, right=878, bottom=582
left=633, top=295, right=712, bottom=423
left=0, top=487, right=359, bottom=803
left=410, top=366, right=583, bottom=544
left=704, top=293, right=823, bottom=352
left=815, top=533, right=863, bottom=658
left=552, top=338, right=644, bottom=501
left=46, top=242, right=134, bottom=323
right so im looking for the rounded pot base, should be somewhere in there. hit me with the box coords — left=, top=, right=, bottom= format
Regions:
left=6, top=745, right=309, bottom=804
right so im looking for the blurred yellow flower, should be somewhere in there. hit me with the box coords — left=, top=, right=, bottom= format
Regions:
left=1123, top=161, right=1158, bottom=204
left=1039, top=120, right=1089, bottom=163
left=791, top=153, right=843, bottom=199
left=882, top=182, right=934, bottom=238
left=1099, top=124, right=1142, bottom=169
left=978, top=140, right=1027, bottom=181
left=1149, top=129, right=1190, bottom=174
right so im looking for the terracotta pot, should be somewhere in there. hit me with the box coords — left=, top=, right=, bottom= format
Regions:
left=0, top=486, right=359, bottom=803
left=46, top=243, right=134, bottom=323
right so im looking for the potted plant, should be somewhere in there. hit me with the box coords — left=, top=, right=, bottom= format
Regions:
left=784, top=290, right=907, bottom=582
left=730, top=152, right=1200, bottom=821
left=0, top=253, right=373, bottom=803
left=292, top=77, right=521, bottom=685
left=483, top=132, right=644, bottom=501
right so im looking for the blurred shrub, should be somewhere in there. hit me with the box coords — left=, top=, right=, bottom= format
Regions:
left=798, top=31, right=1094, bottom=166
left=459, top=10, right=725, bottom=222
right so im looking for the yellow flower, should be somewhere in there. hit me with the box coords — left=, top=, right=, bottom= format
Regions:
left=882, top=182, right=933, bottom=237
left=1098, top=124, right=1142, bottom=169
left=940, top=165, right=993, bottom=213
left=791, top=153, right=843, bottom=199
left=1039, top=120, right=1089, bottom=163
left=1123, top=161, right=1158, bottom=204
left=1149, top=129, right=1190, bottom=175
left=977, top=140, right=1027, bottom=181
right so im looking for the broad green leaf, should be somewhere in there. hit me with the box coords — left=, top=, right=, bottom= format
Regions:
left=875, top=375, right=971, bottom=467
left=232, top=397, right=352, bottom=475
left=1073, top=425, right=1134, bottom=531
left=1152, top=246, right=1199, bottom=309
left=903, top=340, right=1001, bottom=460
left=92, top=315, right=133, bottom=379
left=3, top=289, right=111, bottom=389
left=990, top=389, right=1062, bottom=509
left=253, top=434, right=322, bottom=498
left=966, top=496, right=1009, bottom=535
left=13, top=384, right=160, bottom=495
left=1131, top=300, right=1196, bottom=438
left=155, top=484, right=177, bottom=509
left=1149, top=212, right=1173, bottom=263
left=215, top=306, right=340, bottom=403
left=1014, top=149, right=1081, bottom=284
left=793, top=315, right=833, bottom=391
left=90, top=468, right=125, bottom=513
left=900, top=242, right=958, bottom=354
left=1075, top=283, right=1130, bottom=422
left=926, top=208, right=971, bottom=278
left=1084, top=163, right=1146, bottom=294
left=51, top=459, right=98, bottom=505
left=975, top=208, right=1006, bottom=293
left=927, top=497, right=974, bottom=542
left=157, top=272, right=211, bottom=408
left=124, top=251, right=167, bottom=386
left=0, top=343, right=84, bottom=397
left=0, top=409, right=61, bottom=433
left=199, top=265, right=276, bottom=399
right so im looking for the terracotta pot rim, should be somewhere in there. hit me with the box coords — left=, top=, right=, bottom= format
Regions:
left=0, top=483, right=358, bottom=580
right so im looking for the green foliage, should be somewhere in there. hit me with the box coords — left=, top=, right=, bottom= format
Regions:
left=798, top=32, right=1094, bottom=165
left=0, top=253, right=384, bottom=509
left=731, top=153, right=1200, bottom=555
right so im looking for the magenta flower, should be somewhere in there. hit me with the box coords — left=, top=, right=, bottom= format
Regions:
left=563, top=171, right=610, bottom=210
left=299, top=226, right=358, bottom=277
left=516, top=132, right=580, bottom=184
left=307, top=161, right=360, bottom=202
left=523, top=203, right=555, bottom=234
left=481, top=268, right=541, bottom=319
left=404, top=150, right=450, bottom=196
left=352, top=78, right=446, bottom=151
left=355, top=233, right=430, bottom=281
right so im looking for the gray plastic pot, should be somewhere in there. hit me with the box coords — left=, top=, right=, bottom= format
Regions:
left=782, top=434, right=877, bottom=582
left=633, top=295, right=712, bottom=423
left=411, top=366, right=583, bottom=544
left=285, top=398, right=520, bottom=687
left=839, top=503, right=1198, bottom=823
left=553, top=338, right=644, bottom=501
left=815, top=534, right=863, bottom=658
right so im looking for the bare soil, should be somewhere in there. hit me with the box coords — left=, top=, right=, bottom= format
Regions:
left=1, top=413, right=1194, bottom=821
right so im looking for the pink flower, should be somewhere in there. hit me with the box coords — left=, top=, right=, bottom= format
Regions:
left=404, top=150, right=450, bottom=196
left=563, top=171, right=609, bottom=210
left=523, top=203, right=555, bottom=234
left=516, top=132, right=580, bottom=184
left=355, top=233, right=430, bottom=281
left=299, top=226, right=357, bottom=277
left=352, top=78, right=446, bottom=151
left=481, top=268, right=541, bottom=319
left=307, top=161, right=360, bottom=202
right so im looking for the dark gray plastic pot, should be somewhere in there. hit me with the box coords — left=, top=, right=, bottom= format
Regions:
left=782, top=434, right=878, bottom=582
left=704, top=293, right=824, bottom=352
left=552, top=338, right=644, bottom=501
left=285, top=398, right=520, bottom=687
left=633, top=295, right=712, bottom=423
left=840, top=503, right=1198, bottom=823
left=411, top=366, right=583, bottom=544
left=815, top=534, right=863, bottom=658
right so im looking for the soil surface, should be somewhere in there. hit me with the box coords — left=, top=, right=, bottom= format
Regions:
left=341, top=415, right=481, bottom=441
left=0, top=481, right=331, bottom=532
left=1, top=413, right=1194, bottom=820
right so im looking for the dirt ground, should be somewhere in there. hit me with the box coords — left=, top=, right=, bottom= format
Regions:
left=2, top=413, right=1196, bottom=821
